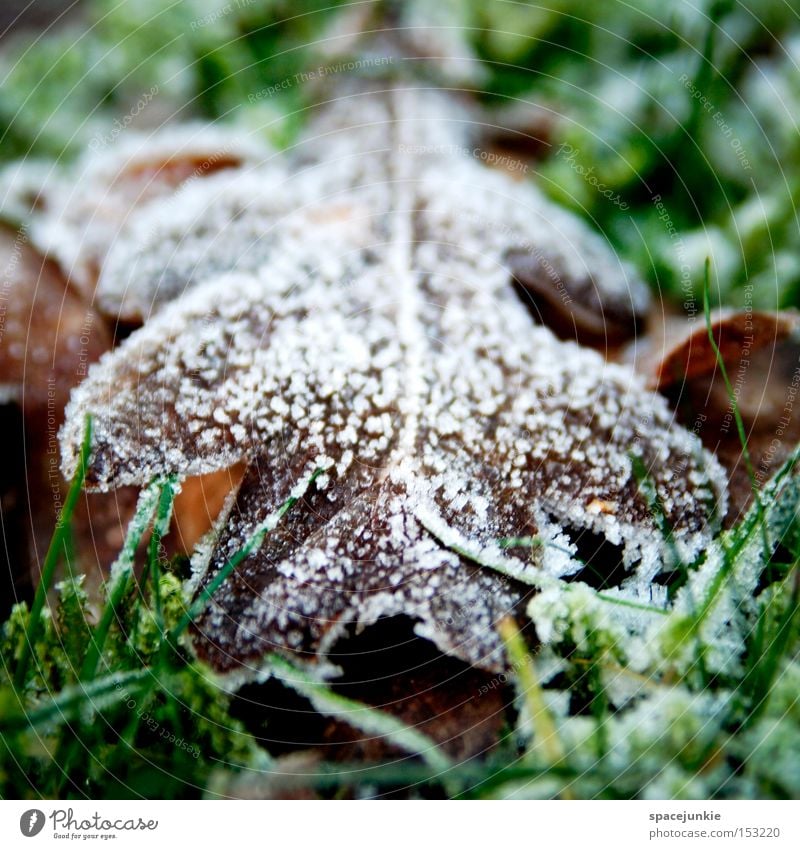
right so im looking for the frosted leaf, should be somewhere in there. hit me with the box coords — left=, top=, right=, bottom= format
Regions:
left=640, top=309, right=800, bottom=522
left=416, top=156, right=649, bottom=349
left=29, top=124, right=269, bottom=295
left=95, top=87, right=648, bottom=335
left=61, top=245, right=402, bottom=486
left=192, top=468, right=526, bottom=673
left=60, top=86, right=728, bottom=674
left=94, top=164, right=370, bottom=322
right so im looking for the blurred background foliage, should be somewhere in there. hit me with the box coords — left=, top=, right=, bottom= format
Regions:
left=2, top=0, right=800, bottom=307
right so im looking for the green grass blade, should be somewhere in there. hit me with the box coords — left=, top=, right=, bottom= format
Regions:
left=79, top=480, right=164, bottom=681
left=265, top=653, right=452, bottom=773
left=170, top=466, right=327, bottom=641
left=498, top=617, right=566, bottom=768
left=741, top=567, right=800, bottom=727
left=2, top=668, right=151, bottom=733
left=13, top=415, right=93, bottom=689
left=133, top=476, right=179, bottom=645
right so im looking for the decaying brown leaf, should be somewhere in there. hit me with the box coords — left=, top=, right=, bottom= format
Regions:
left=0, top=222, right=137, bottom=606
left=0, top=223, right=108, bottom=408
left=640, top=310, right=800, bottom=522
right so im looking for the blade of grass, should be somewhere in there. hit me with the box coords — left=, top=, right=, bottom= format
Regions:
left=669, top=257, right=795, bottom=683
left=2, top=668, right=152, bottom=733
left=48, top=480, right=168, bottom=794
left=14, top=415, right=93, bottom=690
left=596, top=593, right=669, bottom=615
left=265, top=653, right=452, bottom=773
left=686, top=447, right=800, bottom=641
left=169, top=466, right=328, bottom=642
left=132, top=476, right=179, bottom=647
left=498, top=536, right=543, bottom=549
left=149, top=480, right=178, bottom=633
left=221, top=758, right=601, bottom=798
left=497, top=616, right=574, bottom=799
left=79, top=480, right=164, bottom=681
left=741, top=565, right=800, bottom=728
left=122, top=477, right=181, bottom=750
left=497, top=535, right=577, bottom=560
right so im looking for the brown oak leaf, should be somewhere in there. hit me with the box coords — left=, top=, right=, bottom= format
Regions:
left=56, top=86, right=728, bottom=678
